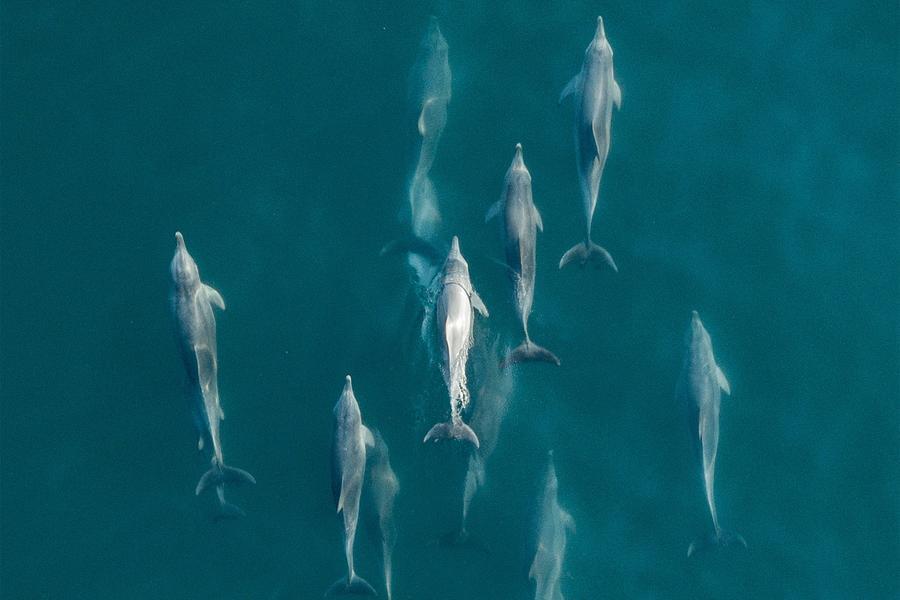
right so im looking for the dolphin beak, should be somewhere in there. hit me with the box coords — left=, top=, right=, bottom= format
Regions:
left=175, top=231, right=185, bottom=250
left=343, top=374, right=353, bottom=393
left=595, top=16, right=606, bottom=39
left=450, top=235, right=460, bottom=256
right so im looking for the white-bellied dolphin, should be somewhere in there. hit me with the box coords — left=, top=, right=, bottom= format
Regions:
left=558, top=16, right=621, bottom=271
left=328, top=375, right=377, bottom=596
left=677, top=311, right=746, bottom=557
left=170, top=232, right=255, bottom=519
left=423, top=237, right=487, bottom=448
left=486, top=143, right=560, bottom=368
left=529, top=452, right=575, bottom=600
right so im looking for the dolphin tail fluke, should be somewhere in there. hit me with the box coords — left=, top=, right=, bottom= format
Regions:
left=213, top=499, right=247, bottom=521
left=423, top=421, right=480, bottom=448
left=324, top=575, right=377, bottom=597
left=687, top=530, right=748, bottom=558
left=501, top=339, right=560, bottom=369
left=380, top=235, right=442, bottom=264
left=558, top=240, right=618, bottom=271
left=195, top=463, right=257, bottom=496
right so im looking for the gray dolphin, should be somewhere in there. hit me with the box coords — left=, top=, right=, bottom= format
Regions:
left=170, top=232, right=255, bottom=518
left=408, top=16, right=451, bottom=181
left=529, top=452, right=575, bottom=600
left=558, top=16, right=621, bottom=271
left=328, top=376, right=377, bottom=596
left=486, top=144, right=560, bottom=368
left=677, top=311, right=746, bottom=557
left=367, top=431, right=399, bottom=600
left=423, top=236, right=487, bottom=448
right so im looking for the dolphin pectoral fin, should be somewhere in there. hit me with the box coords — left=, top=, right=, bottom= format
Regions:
left=471, top=290, right=489, bottom=318
left=612, top=78, right=622, bottom=109
left=533, top=205, right=544, bottom=232
left=203, top=284, right=226, bottom=310
left=361, top=425, right=375, bottom=449
left=485, top=200, right=502, bottom=223
left=559, top=74, right=579, bottom=104
left=716, top=366, right=731, bottom=395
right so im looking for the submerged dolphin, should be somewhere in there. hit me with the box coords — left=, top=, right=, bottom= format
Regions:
left=328, top=376, right=377, bottom=596
left=423, top=236, right=487, bottom=448
left=677, top=311, right=746, bottom=557
left=409, top=16, right=451, bottom=181
left=558, top=16, right=621, bottom=271
left=530, top=452, right=575, bottom=600
left=367, top=431, right=399, bottom=600
left=486, top=144, right=560, bottom=368
left=170, top=232, right=255, bottom=518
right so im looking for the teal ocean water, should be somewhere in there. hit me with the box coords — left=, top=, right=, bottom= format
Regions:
left=2, top=2, right=898, bottom=598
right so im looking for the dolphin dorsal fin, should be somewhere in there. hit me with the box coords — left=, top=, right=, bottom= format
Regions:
left=716, top=366, right=731, bottom=395
left=203, top=284, right=225, bottom=310
left=611, top=78, right=622, bottom=109
left=337, top=475, right=348, bottom=514
left=559, top=74, right=580, bottom=104
left=418, top=97, right=437, bottom=136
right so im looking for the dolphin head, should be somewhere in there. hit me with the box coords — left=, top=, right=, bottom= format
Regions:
left=425, top=16, right=448, bottom=53
left=686, top=310, right=713, bottom=358
left=512, top=142, right=525, bottom=169
left=589, top=16, right=613, bottom=60
left=170, top=231, right=200, bottom=289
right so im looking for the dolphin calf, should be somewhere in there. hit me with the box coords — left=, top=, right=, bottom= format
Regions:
left=366, top=431, right=399, bottom=600
left=423, top=236, right=487, bottom=448
left=558, top=16, right=621, bottom=271
left=486, top=143, right=560, bottom=368
left=409, top=16, right=451, bottom=181
left=529, top=452, right=575, bottom=600
left=328, top=376, right=377, bottom=596
left=677, top=311, right=746, bottom=557
left=170, top=232, right=255, bottom=518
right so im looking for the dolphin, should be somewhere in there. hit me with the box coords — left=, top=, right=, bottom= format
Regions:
left=408, top=16, right=451, bottom=181
left=677, top=311, right=746, bottom=557
left=558, top=16, right=621, bottom=271
left=366, top=431, right=399, bottom=600
left=423, top=236, right=487, bottom=448
left=529, top=452, right=575, bottom=600
left=486, top=143, right=560, bottom=368
left=328, top=376, right=377, bottom=596
left=170, top=232, right=255, bottom=518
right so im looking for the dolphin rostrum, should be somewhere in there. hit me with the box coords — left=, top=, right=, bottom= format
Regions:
left=170, top=232, right=255, bottom=518
left=529, top=452, right=575, bottom=600
left=558, top=16, right=621, bottom=271
left=486, top=143, right=560, bottom=368
left=423, top=236, right=487, bottom=448
left=328, top=375, right=377, bottom=596
left=677, top=311, right=746, bottom=557
left=366, top=430, right=399, bottom=600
